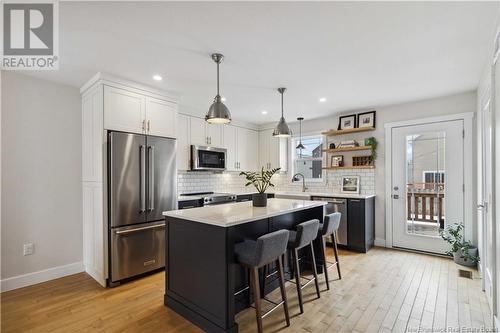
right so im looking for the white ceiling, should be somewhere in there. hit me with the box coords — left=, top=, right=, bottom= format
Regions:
left=24, top=1, right=498, bottom=125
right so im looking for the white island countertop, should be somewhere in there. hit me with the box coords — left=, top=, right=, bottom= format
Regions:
left=163, top=198, right=327, bottom=227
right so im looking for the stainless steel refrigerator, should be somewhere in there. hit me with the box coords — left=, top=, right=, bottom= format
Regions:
left=108, top=131, right=176, bottom=285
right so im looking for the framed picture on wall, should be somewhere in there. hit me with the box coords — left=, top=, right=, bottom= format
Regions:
left=341, top=176, right=360, bottom=194
left=331, top=155, right=344, bottom=167
left=338, top=114, right=357, bottom=130
left=357, top=110, right=376, bottom=128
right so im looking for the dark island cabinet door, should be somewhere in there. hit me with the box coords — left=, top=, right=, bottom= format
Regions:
left=347, top=199, right=366, bottom=252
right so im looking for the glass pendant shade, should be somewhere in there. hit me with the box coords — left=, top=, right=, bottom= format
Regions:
left=206, top=53, right=231, bottom=124
left=272, top=87, right=292, bottom=137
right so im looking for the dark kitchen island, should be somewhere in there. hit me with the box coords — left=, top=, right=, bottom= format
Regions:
left=163, top=198, right=326, bottom=333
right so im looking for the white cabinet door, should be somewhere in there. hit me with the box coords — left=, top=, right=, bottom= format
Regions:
left=82, top=86, right=103, bottom=182
left=246, top=129, right=259, bottom=172
left=145, top=97, right=177, bottom=138
left=269, top=135, right=280, bottom=169
left=206, top=124, right=223, bottom=146
left=223, top=125, right=238, bottom=171
left=190, top=117, right=208, bottom=146
left=104, top=86, right=145, bottom=134
left=177, top=114, right=191, bottom=170
left=258, top=130, right=269, bottom=170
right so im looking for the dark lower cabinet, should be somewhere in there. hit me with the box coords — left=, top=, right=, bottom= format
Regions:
left=347, top=197, right=375, bottom=253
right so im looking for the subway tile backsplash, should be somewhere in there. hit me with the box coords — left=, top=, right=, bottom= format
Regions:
left=177, top=169, right=375, bottom=195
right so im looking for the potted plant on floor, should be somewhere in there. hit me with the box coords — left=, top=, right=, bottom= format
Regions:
left=239, top=167, right=280, bottom=207
left=439, top=223, right=479, bottom=267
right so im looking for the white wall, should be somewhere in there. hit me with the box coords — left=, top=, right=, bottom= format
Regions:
left=1, top=72, right=83, bottom=289
left=262, top=91, right=477, bottom=243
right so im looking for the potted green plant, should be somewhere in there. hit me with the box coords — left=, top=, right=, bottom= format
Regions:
left=439, top=223, right=479, bottom=267
left=239, top=167, right=280, bottom=207
left=364, top=137, right=378, bottom=164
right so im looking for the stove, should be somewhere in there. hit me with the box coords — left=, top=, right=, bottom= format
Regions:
left=181, top=192, right=237, bottom=206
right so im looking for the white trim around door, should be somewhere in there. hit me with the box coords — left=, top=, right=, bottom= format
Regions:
left=384, top=112, right=474, bottom=251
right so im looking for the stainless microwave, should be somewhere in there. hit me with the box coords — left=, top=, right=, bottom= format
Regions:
left=191, top=145, right=227, bottom=171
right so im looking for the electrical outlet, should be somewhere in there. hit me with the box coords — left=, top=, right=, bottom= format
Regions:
left=23, top=243, right=34, bottom=256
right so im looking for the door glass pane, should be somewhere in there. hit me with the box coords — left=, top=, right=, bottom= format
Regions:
left=406, top=132, right=445, bottom=237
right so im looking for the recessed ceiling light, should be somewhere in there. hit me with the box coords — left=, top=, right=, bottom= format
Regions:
left=152, top=74, right=162, bottom=81
left=261, top=110, right=268, bottom=115
left=221, top=97, right=227, bottom=102
left=319, top=97, right=327, bottom=102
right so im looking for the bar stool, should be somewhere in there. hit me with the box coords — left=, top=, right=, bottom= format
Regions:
left=234, top=229, right=290, bottom=333
left=287, top=219, right=321, bottom=314
left=318, top=212, right=342, bottom=290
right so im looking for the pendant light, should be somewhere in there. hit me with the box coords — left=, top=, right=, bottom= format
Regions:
left=206, top=53, right=231, bottom=124
left=272, top=87, right=292, bottom=137
left=296, top=117, right=305, bottom=157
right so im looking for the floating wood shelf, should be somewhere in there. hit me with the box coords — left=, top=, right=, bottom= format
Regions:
left=321, top=127, right=375, bottom=136
left=322, top=165, right=375, bottom=170
left=322, top=146, right=372, bottom=153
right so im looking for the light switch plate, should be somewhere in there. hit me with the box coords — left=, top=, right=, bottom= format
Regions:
left=23, top=243, right=34, bottom=256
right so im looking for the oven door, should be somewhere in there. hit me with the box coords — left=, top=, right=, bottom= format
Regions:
left=191, top=145, right=226, bottom=170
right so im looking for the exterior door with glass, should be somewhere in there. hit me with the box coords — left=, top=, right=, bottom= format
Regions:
left=391, top=120, right=464, bottom=254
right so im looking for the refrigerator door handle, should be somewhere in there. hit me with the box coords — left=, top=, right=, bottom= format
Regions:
left=148, top=145, right=155, bottom=211
left=140, top=145, right=146, bottom=212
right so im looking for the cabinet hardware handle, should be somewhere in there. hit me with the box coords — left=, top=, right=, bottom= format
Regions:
left=147, top=120, right=150, bottom=132
left=350, top=199, right=361, bottom=202
left=142, top=120, right=146, bottom=132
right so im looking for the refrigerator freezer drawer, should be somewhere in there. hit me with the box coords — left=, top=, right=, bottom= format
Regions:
left=110, top=222, right=165, bottom=282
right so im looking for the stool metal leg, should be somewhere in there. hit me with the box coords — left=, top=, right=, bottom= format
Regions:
left=309, top=242, right=321, bottom=299
left=292, top=248, right=304, bottom=314
left=276, top=256, right=290, bottom=326
left=321, top=235, right=330, bottom=290
left=250, top=267, right=263, bottom=333
left=331, top=232, right=342, bottom=279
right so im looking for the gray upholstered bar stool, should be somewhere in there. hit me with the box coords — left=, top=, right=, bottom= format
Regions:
left=286, top=219, right=321, bottom=314
left=318, top=212, right=342, bottom=290
left=234, top=229, right=290, bottom=333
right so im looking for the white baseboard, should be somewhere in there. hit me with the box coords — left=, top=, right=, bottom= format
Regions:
left=1, top=261, right=84, bottom=292
left=374, top=238, right=386, bottom=247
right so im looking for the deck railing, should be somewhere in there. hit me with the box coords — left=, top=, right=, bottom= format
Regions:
left=407, top=183, right=445, bottom=229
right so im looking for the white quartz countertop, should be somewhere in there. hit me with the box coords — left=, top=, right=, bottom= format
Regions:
left=177, top=191, right=375, bottom=201
left=164, top=198, right=327, bottom=227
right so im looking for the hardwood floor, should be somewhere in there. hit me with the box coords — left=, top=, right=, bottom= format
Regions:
left=1, top=247, right=492, bottom=333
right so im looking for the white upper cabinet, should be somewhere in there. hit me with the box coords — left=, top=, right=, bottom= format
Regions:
left=189, top=116, right=223, bottom=146
left=104, top=86, right=145, bottom=134
left=190, top=117, right=208, bottom=145
left=104, top=85, right=178, bottom=138
left=82, top=85, right=104, bottom=182
left=206, top=124, right=223, bottom=147
left=246, top=129, right=259, bottom=172
left=145, top=97, right=177, bottom=138
left=223, top=125, right=238, bottom=171
left=177, top=114, right=191, bottom=170
left=258, top=129, right=288, bottom=171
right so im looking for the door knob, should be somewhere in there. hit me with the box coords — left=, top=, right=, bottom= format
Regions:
left=393, top=194, right=399, bottom=199
left=393, top=186, right=399, bottom=191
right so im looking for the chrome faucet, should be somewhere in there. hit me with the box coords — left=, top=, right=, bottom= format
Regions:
left=292, top=173, right=308, bottom=192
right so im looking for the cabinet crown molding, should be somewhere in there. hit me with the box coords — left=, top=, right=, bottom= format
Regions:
left=80, top=72, right=180, bottom=103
